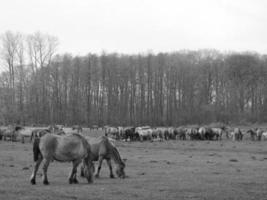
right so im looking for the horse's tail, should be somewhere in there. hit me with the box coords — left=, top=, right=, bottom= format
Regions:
left=33, top=138, right=41, bottom=162
left=30, top=131, right=34, bottom=142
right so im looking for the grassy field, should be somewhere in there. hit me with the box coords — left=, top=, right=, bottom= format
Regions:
left=1, top=129, right=267, bottom=200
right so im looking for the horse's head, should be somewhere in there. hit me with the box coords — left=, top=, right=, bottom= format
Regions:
left=15, top=126, right=23, bottom=131
left=116, top=159, right=126, bottom=178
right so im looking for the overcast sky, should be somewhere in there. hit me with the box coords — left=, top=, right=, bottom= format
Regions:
left=0, top=0, right=267, bottom=55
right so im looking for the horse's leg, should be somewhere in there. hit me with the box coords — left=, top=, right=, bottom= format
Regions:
left=42, top=158, right=50, bottom=185
left=95, top=156, right=104, bottom=178
left=80, top=165, right=85, bottom=177
left=30, top=156, right=43, bottom=185
left=106, top=158, right=115, bottom=178
left=82, top=159, right=94, bottom=183
left=68, top=160, right=81, bottom=184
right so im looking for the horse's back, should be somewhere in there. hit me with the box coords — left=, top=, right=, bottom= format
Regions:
left=40, top=134, right=89, bottom=161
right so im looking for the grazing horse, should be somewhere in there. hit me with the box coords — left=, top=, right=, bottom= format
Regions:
left=30, top=133, right=94, bottom=185
left=81, top=136, right=126, bottom=179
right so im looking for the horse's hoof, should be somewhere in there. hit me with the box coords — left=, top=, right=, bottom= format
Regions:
left=30, top=179, right=36, bottom=185
left=87, top=179, right=93, bottom=184
left=110, top=174, right=115, bottom=179
left=43, top=180, right=49, bottom=185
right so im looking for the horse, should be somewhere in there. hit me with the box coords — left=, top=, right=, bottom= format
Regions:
left=0, top=126, right=7, bottom=140
left=186, top=128, right=200, bottom=140
left=247, top=129, right=257, bottom=141
left=174, top=127, right=186, bottom=140
left=30, top=133, right=94, bottom=185
left=81, top=136, right=126, bottom=179
left=19, top=127, right=35, bottom=143
left=211, top=128, right=225, bottom=140
left=72, top=125, right=83, bottom=133
left=48, top=124, right=64, bottom=133
left=1, top=125, right=23, bottom=142
left=231, top=128, right=243, bottom=141
left=124, top=127, right=136, bottom=141
left=198, top=127, right=207, bottom=140
left=30, top=128, right=51, bottom=142
left=262, top=132, right=267, bottom=140
left=105, top=126, right=119, bottom=140
left=256, top=128, right=263, bottom=141
left=136, top=126, right=153, bottom=141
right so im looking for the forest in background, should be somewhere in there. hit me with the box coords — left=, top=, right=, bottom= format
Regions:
left=1, top=31, right=267, bottom=126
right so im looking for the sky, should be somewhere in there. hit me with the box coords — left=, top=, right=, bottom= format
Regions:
left=0, top=0, right=267, bottom=56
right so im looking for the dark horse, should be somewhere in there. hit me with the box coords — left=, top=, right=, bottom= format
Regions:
left=81, top=136, right=126, bottom=179
left=30, top=133, right=94, bottom=185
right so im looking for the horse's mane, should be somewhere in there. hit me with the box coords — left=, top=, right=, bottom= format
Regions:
left=111, top=146, right=125, bottom=167
left=70, top=133, right=87, bottom=140
left=103, top=137, right=124, bottom=166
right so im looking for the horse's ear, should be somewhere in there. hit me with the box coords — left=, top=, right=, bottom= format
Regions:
left=122, top=158, right=127, bottom=163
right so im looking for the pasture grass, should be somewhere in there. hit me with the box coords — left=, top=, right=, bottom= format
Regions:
left=1, top=129, right=267, bottom=199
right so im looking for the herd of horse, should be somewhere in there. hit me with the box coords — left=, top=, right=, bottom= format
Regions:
left=1, top=123, right=267, bottom=186
left=105, top=126, right=267, bottom=142
left=1, top=124, right=266, bottom=144
left=0, top=124, right=83, bottom=143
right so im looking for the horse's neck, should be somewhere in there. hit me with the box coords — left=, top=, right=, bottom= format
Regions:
left=110, top=146, right=123, bottom=166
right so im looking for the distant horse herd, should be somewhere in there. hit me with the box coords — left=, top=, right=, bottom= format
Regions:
left=1, top=124, right=267, bottom=144
left=104, top=125, right=267, bottom=142
left=0, top=123, right=266, bottom=185
left=0, top=124, right=83, bottom=143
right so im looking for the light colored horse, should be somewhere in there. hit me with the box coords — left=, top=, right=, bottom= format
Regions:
left=211, top=128, right=225, bottom=140
left=231, top=128, right=243, bottom=141
left=19, top=127, right=35, bottom=143
left=30, top=133, right=94, bottom=185
left=198, top=127, right=207, bottom=140
left=136, top=126, right=153, bottom=141
left=105, top=126, right=119, bottom=139
left=81, top=136, right=126, bottom=179
left=256, top=128, right=263, bottom=141
left=262, top=132, right=267, bottom=140
left=186, top=128, right=200, bottom=140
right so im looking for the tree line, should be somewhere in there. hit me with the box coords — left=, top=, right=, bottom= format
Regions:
left=1, top=31, right=267, bottom=126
